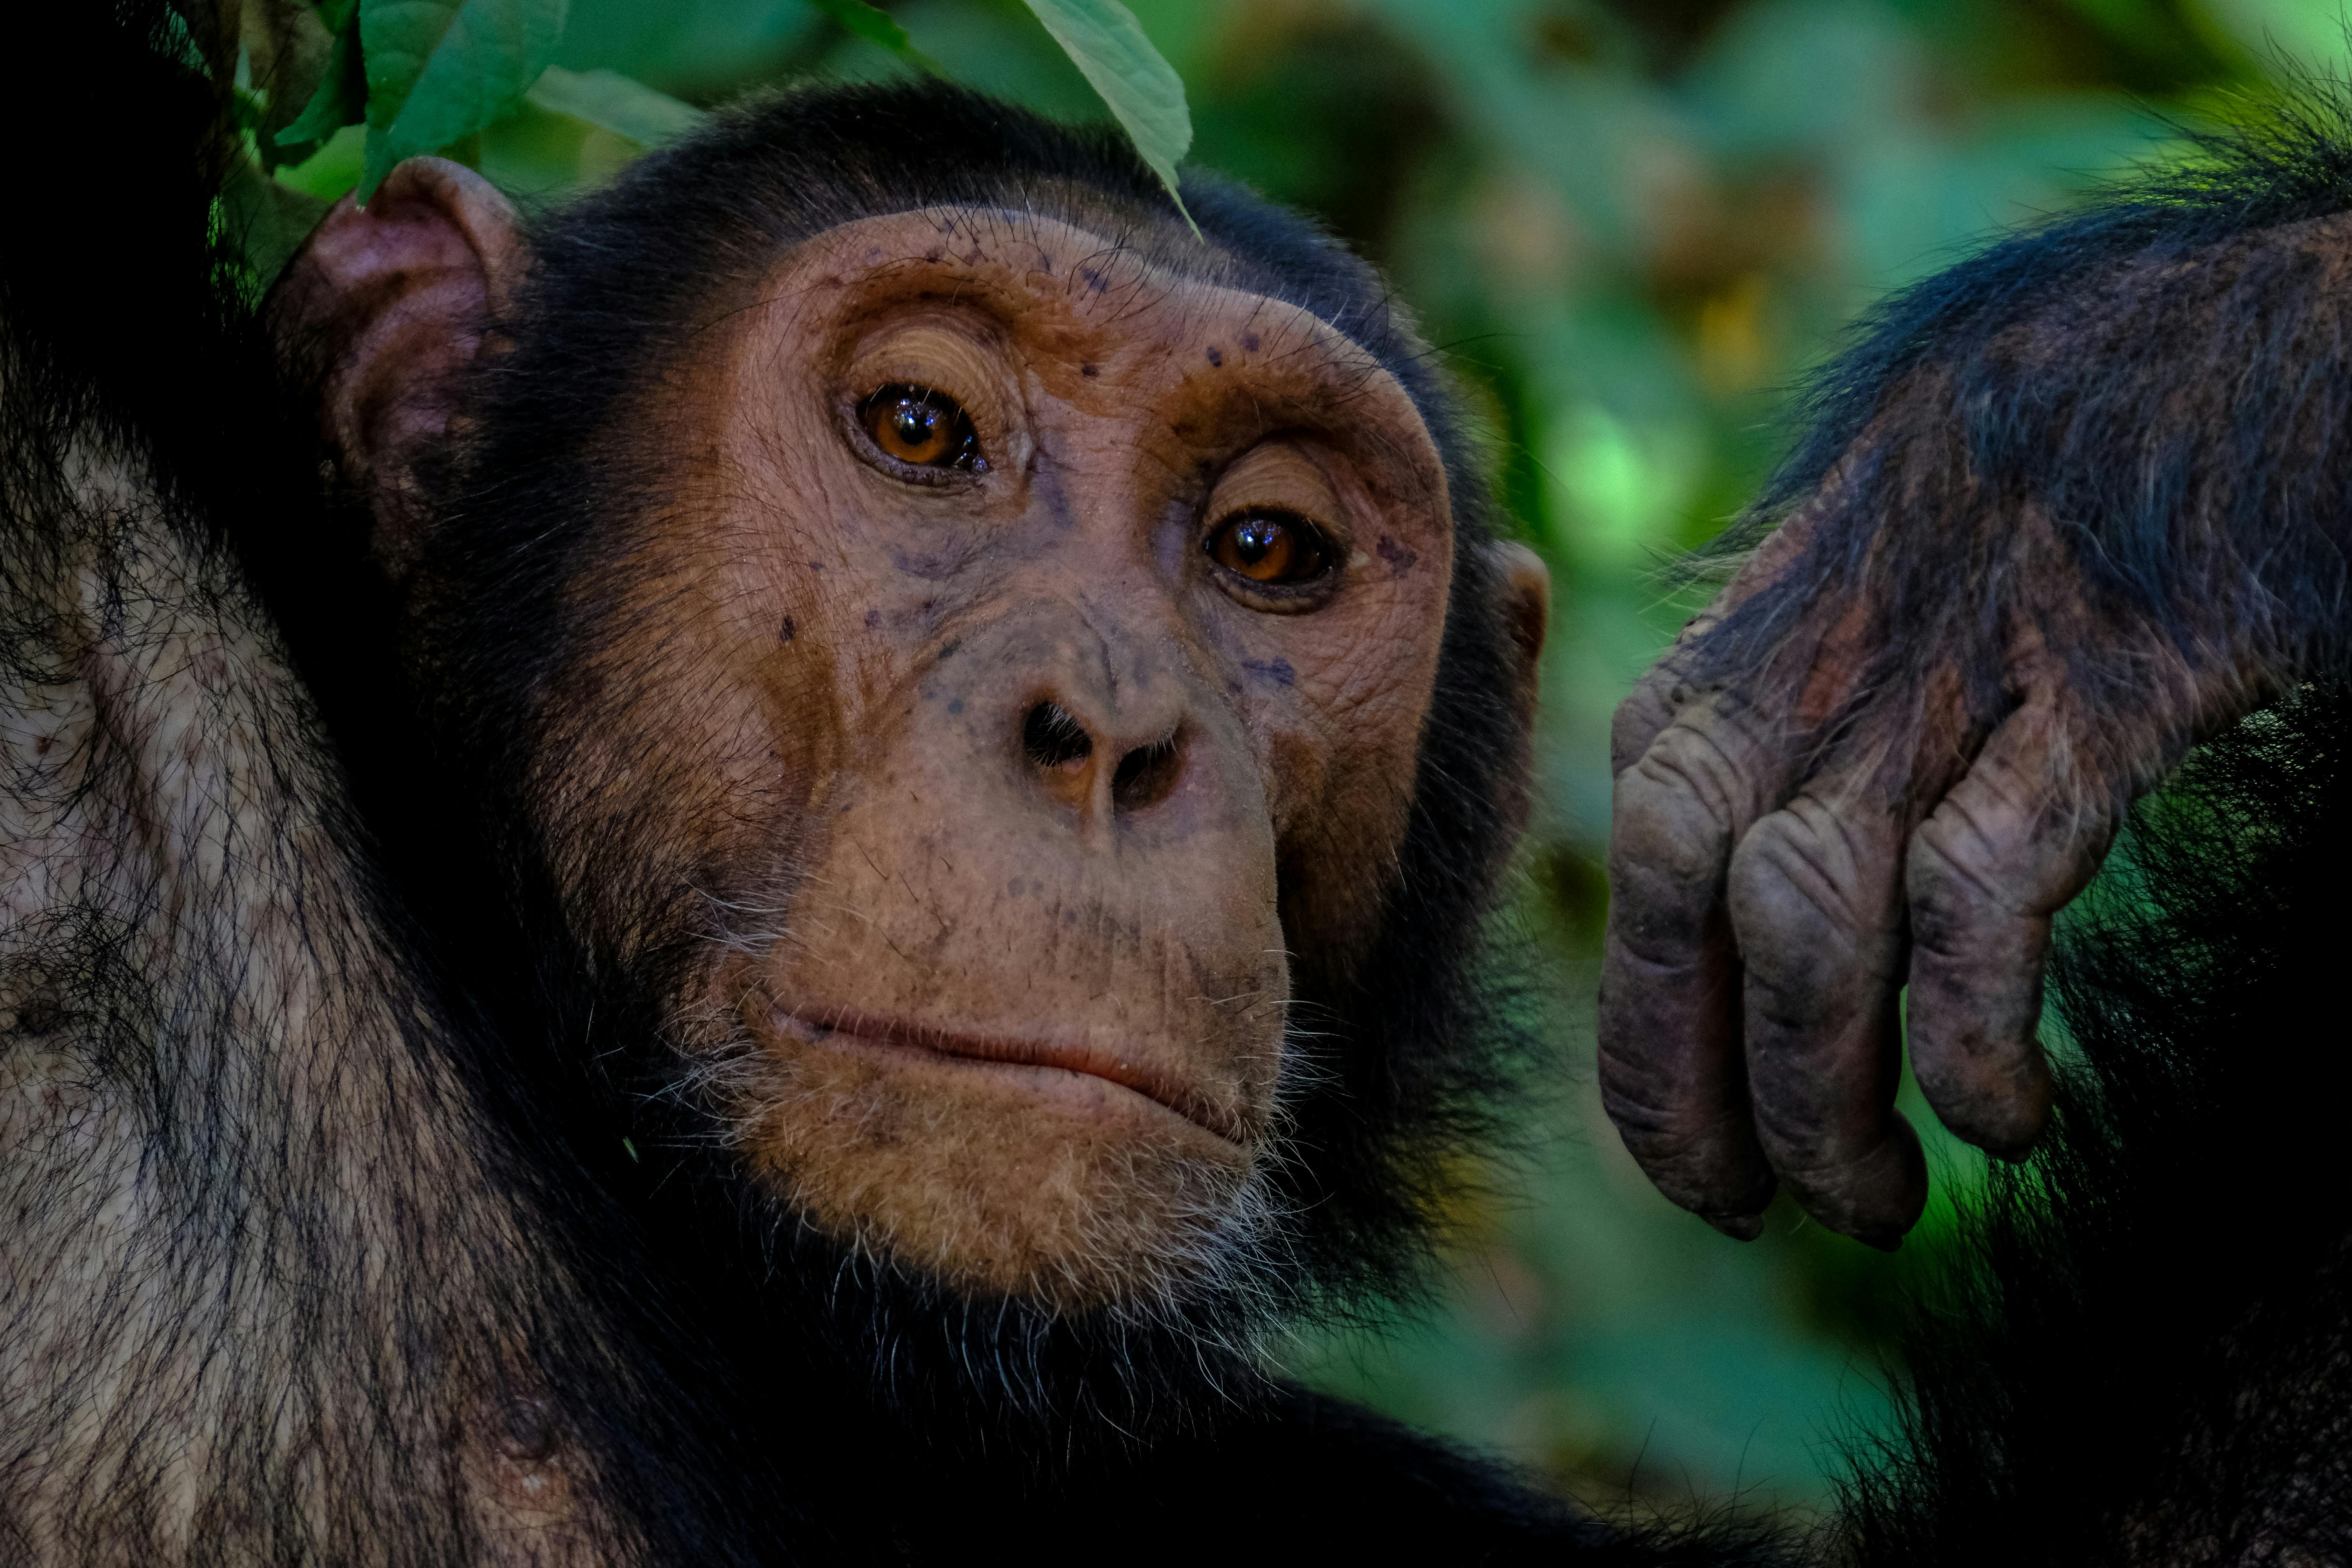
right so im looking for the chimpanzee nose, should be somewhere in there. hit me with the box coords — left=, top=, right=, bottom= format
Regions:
left=1021, top=699, right=1186, bottom=817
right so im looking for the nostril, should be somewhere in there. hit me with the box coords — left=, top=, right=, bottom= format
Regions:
left=1023, top=702, right=1181, bottom=814
left=1111, top=733, right=1182, bottom=814
left=1023, top=702, right=1094, bottom=772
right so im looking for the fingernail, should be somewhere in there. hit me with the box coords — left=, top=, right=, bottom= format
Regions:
left=1705, top=1212, right=1765, bottom=1241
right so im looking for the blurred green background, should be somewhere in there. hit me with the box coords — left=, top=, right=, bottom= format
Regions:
left=441, top=0, right=2345, bottom=1517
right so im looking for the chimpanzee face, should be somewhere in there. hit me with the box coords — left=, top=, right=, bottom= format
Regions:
left=283, top=148, right=1545, bottom=1318
left=528, top=209, right=1460, bottom=1307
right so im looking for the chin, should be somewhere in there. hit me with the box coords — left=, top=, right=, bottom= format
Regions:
left=720, top=1000, right=1278, bottom=1312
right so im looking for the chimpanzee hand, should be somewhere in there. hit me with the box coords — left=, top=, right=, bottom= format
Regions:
left=1596, top=206, right=2352, bottom=1246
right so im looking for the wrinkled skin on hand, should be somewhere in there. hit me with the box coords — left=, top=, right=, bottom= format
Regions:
left=1594, top=194, right=2352, bottom=1246
left=1598, top=496, right=2180, bottom=1248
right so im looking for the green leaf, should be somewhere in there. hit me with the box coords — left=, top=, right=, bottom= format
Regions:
left=276, top=2, right=366, bottom=148
left=222, top=147, right=337, bottom=290
left=275, top=122, right=368, bottom=201
left=357, top=0, right=569, bottom=201
left=1020, top=0, right=1196, bottom=235
left=805, top=0, right=939, bottom=71
left=236, top=0, right=343, bottom=155
left=524, top=65, right=707, bottom=146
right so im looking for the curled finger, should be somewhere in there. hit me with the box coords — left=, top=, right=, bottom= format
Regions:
left=1905, top=702, right=2115, bottom=1158
left=1728, top=782, right=1926, bottom=1249
left=1599, top=697, right=1791, bottom=1234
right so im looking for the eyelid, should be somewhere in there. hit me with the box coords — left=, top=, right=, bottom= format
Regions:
left=841, top=323, right=1014, bottom=448
left=1203, top=442, right=1350, bottom=550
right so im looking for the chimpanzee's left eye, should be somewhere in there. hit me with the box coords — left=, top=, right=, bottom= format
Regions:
left=859, top=384, right=985, bottom=472
left=1205, top=508, right=1335, bottom=587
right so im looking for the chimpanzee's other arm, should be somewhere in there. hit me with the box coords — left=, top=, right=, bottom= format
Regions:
left=1599, top=109, right=2352, bottom=1245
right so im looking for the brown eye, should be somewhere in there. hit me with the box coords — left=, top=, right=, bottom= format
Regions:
left=1207, top=509, right=1334, bottom=587
left=859, top=384, right=984, bottom=471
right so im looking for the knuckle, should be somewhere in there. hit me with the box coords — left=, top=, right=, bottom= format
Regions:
left=1593, top=1068, right=1689, bottom=1149
left=1598, top=920, right=1716, bottom=998
left=1613, top=715, right=1769, bottom=862
left=1909, top=784, right=2108, bottom=929
left=1609, top=675, right=1681, bottom=776
left=1906, top=809, right=2011, bottom=930
left=1601, top=862, right=1719, bottom=963
left=1610, top=742, right=1739, bottom=889
left=1597, top=936, right=1739, bottom=1076
left=1726, top=805, right=1872, bottom=946
left=1597, top=1084, right=1761, bottom=1210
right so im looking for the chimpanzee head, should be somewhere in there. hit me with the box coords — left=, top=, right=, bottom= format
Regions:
left=276, top=82, right=1549, bottom=1428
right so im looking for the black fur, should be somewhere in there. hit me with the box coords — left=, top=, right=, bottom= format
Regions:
left=1688, top=88, right=2352, bottom=746
left=1693, top=78, right=2352, bottom=1561
left=16, top=3, right=2352, bottom=1562
left=1845, top=687, right=2352, bottom=1561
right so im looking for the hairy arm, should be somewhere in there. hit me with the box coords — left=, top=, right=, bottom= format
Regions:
left=1600, top=140, right=2352, bottom=1245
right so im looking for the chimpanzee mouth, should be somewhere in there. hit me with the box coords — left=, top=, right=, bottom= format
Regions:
left=764, top=1004, right=1250, bottom=1145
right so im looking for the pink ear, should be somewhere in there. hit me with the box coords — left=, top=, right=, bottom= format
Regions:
left=273, top=158, right=523, bottom=564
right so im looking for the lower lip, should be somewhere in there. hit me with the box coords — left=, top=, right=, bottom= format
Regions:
left=765, top=1007, right=1246, bottom=1145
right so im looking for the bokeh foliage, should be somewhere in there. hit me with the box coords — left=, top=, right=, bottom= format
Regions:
left=214, top=0, right=2348, bottom=1515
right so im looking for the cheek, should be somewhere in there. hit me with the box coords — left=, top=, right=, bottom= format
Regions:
left=529, top=541, right=852, bottom=968
left=1272, top=711, right=1425, bottom=982
left=1259, top=577, right=1451, bottom=977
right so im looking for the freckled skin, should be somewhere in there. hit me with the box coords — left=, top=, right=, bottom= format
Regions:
left=529, top=211, right=1460, bottom=1305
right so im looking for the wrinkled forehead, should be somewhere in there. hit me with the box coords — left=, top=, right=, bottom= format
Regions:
left=750, top=205, right=1439, bottom=463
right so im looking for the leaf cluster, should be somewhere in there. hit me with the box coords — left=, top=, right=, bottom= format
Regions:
left=200, top=0, right=1196, bottom=289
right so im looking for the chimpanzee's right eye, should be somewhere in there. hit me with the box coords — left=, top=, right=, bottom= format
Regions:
left=858, top=384, right=984, bottom=472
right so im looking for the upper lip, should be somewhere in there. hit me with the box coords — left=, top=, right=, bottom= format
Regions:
left=768, top=1004, right=1249, bottom=1144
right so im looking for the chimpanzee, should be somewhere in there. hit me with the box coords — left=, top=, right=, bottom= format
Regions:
left=5, top=4, right=2349, bottom=1564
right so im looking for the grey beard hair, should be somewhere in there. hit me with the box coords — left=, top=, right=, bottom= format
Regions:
left=667, top=901, right=1314, bottom=1387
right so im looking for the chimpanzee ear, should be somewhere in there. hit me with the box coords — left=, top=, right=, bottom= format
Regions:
left=1481, top=538, right=1551, bottom=848
left=272, top=157, right=524, bottom=575
left=1483, top=539, right=1551, bottom=725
